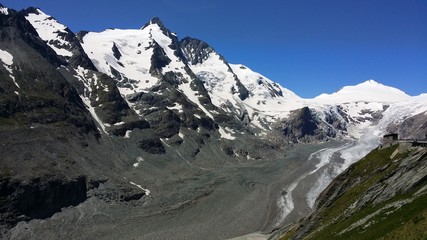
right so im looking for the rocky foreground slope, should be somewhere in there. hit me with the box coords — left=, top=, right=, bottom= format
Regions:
left=280, top=144, right=427, bottom=240
left=0, top=4, right=427, bottom=239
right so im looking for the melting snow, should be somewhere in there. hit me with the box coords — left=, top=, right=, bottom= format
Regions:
left=129, top=181, right=150, bottom=195
left=219, top=127, right=235, bottom=140
left=133, top=156, right=144, bottom=167
left=82, top=97, right=107, bottom=134
left=124, top=130, right=132, bottom=138
left=178, top=80, right=214, bottom=119
left=167, top=103, right=183, bottom=113
left=0, top=49, right=19, bottom=88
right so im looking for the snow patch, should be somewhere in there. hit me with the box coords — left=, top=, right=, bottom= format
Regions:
left=219, top=127, right=236, bottom=140
left=81, top=97, right=107, bottom=134
left=0, top=49, right=19, bottom=89
left=133, top=156, right=144, bottom=167
left=129, top=181, right=150, bottom=195
left=124, top=130, right=132, bottom=138
left=167, top=103, right=183, bottom=113
left=114, top=121, right=125, bottom=126
left=178, top=79, right=214, bottom=119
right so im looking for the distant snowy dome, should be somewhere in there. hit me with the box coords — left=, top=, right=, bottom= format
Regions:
left=314, top=80, right=411, bottom=103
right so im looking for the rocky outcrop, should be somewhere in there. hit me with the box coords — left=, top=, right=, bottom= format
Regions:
left=273, top=107, right=336, bottom=143
left=0, top=176, right=87, bottom=227
left=149, top=40, right=171, bottom=76
left=387, top=112, right=427, bottom=139
left=180, top=37, right=214, bottom=65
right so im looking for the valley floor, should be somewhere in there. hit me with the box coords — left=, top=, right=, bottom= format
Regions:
left=7, top=133, right=379, bottom=240
left=7, top=143, right=331, bottom=240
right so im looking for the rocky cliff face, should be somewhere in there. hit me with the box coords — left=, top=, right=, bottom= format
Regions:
left=272, top=107, right=338, bottom=143
left=387, top=111, right=427, bottom=140
left=281, top=145, right=427, bottom=240
left=0, top=176, right=87, bottom=228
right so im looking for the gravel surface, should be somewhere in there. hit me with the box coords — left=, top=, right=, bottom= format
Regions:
left=8, top=143, right=338, bottom=240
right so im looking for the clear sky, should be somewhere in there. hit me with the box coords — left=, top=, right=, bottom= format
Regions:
left=2, top=0, right=426, bottom=97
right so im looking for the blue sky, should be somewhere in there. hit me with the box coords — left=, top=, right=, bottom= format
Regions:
left=2, top=0, right=426, bottom=97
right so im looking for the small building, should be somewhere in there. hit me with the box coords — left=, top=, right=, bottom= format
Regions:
left=383, top=133, right=398, bottom=141
left=382, top=133, right=398, bottom=146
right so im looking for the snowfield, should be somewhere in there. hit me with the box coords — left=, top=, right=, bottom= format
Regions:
left=25, top=9, right=73, bottom=57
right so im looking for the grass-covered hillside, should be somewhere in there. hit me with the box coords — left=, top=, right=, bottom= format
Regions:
left=281, top=144, right=427, bottom=240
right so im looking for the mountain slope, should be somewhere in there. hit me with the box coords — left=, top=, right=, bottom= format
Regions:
left=281, top=144, right=427, bottom=240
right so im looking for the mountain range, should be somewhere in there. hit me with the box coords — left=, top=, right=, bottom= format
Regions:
left=1, top=5, right=426, bottom=239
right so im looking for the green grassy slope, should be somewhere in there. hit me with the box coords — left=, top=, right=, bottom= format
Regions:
left=281, top=145, right=427, bottom=240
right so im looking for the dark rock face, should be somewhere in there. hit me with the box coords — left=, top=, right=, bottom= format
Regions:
left=111, top=42, right=122, bottom=60
left=145, top=109, right=181, bottom=138
left=276, top=107, right=328, bottom=143
left=180, top=37, right=214, bottom=65
left=0, top=176, right=87, bottom=227
left=138, top=138, right=165, bottom=154
left=149, top=40, right=171, bottom=76
left=231, top=75, right=250, bottom=101
left=91, top=74, right=132, bottom=124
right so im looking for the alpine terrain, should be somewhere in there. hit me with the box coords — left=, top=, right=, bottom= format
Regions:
left=0, top=5, right=426, bottom=240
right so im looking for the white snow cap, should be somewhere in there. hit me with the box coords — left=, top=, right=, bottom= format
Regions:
left=314, top=79, right=410, bottom=103
left=0, top=6, right=9, bottom=15
left=25, top=9, right=73, bottom=57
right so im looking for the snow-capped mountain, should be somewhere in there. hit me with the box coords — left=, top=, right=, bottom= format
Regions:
left=1, top=6, right=427, bottom=239
left=14, top=8, right=427, bottom=143
left=314, top=79, right=411, bottom=103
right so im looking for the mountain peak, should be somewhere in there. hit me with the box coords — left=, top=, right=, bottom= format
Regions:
left=141, top=17, right=178, bottom=40
left=21, top=7, right=41, bottom=15
left=142, top=17, right=166, bottom=30
left=315, top=79, right=410, bottom=103
left=359, top=79, right=382, bottom=86
left=149, top=17, right=164, bottom=26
